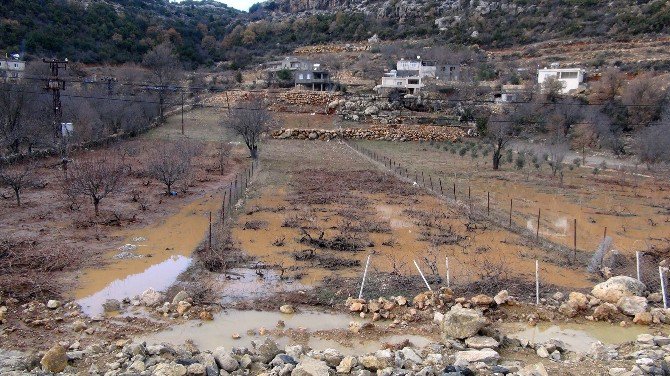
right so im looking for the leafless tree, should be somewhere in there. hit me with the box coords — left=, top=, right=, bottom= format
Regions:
left=0, top=160, right=37, bottom=206
left=622, top=72, right=668, bottom=130
left=147, top=141, right=195, bottom=195
left=589, top=68, right=624, bottom=103
left=221, top=98, right=274, bottom=159
left=637, top=121, right=670, bottom=167
left=485, top=116, right=516, bottom=170
left=543, top=126, right=570, bottom=178
left=65, top=155, right=125, bottom=216
left=217, top=141, right=232, bottom=175
left=143, top=42, right=182, bottom=121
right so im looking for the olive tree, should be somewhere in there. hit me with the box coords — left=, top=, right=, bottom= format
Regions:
left=221, top=98, right=274, bottom=159
left=0, top=160, right=37, bottom=206
left=147, top=141, right=196, bottom=195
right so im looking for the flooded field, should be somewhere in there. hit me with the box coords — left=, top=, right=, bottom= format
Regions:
left=75, top=195, right=223, bottom=316
left=138, top=309, right=435, bottom=356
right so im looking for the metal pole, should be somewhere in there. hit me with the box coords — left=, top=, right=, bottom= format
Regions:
left=636, top=251, right=641, bottom=281
left=358, top=255, right=371, bottom=299
left=414, top=260, right=432, bottom=291
left=660, top=266, right=668, bottom=309
left=509, top=198, right=513, bottom=227
left=573, top=218, right=577, bottom=262
left=536, top=208, right=541, bottom=241
left=181, top=91, right=184, bottom=135
left=535, top=260, right=540, bottom=305
left=445, top=256, right=450, bottom=288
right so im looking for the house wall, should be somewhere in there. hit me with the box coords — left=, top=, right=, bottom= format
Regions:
left=538, top=69, right=584, bottom=94
left=0, top=59, right=25, bottom=79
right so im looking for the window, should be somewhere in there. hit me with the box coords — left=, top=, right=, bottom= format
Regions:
left=408, top=79, right=419, bottom=85
left=306, top=74, right=311, bottom=80
left=298, top=74, right=303, bottom=80
left=560, top=71, right=579, bottom=79
left=397, top=81, right=403, bottom=86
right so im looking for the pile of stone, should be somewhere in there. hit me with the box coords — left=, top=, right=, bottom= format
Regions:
left=294, top=43, right=369, bottom=54
left=556, top=276, right=668, bottom=325
left=274, top=90, right=342, bottom=107
left=272, top=125, right=465, bottom=142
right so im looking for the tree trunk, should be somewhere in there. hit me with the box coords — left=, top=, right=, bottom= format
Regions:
left=166, top=182, right=172, bottom=196
left=250, top=145, right=258, bottom=159
left=94, top=197, right=100, bottom=216
left=492, top=150, right=501, bottom=170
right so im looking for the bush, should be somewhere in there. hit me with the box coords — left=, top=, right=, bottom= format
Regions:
left=459, top=147, right=468, bottom=156
left=515, top=154, right=526, bottom=170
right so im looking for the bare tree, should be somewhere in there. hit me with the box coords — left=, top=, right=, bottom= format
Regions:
left=65, top=155, right=125, bottom=216
left=485, top=117, right=516, bottom=170
left=217, top=141, right=232, bottom=175
left=637, top=121, right=670, bottom=167
left=544, top=126, right=570, bottom=178
left=622, top=72, right=668, bottom=130
left=0, top=161, right=36, bottom=206
left=143, top=43, right=182, bottom=121
left=589, top=68, right=624, bottom=103
left=147, top=141, right=195, bottom=195
left=221, top=98, right=274, bottom=159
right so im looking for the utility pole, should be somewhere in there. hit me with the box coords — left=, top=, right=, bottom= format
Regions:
left=181, top=91, right=185, bottom=135
left=43, top=58, right=68, bottom=159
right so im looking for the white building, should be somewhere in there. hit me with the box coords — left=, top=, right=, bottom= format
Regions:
left=537, top=67, right=585, bottom=94
left=0, top=54, right=25, bottom=80
left=377, top=58, right=460, bottom=94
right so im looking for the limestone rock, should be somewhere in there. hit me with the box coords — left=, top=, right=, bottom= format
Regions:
left=336, top=356, right=357, bottom=373
left=176, top=301, right=192, bottom=315
left=616, top=296, right=647, bottom=316
left=172, top=290, right=189, bottom=305
left=591, top=276, right=646, bottom=303
left=633, top=312, right=652, bottom=325
left=440, top=304, right=488, bottom=340
left=291, top=357, right=330, bottom=376
left=593, top=303, right=618, bottom=321
left=454, top=349, right=499, bottom=365
left=494, top=290, right=509, bottom=305
left=518, top=363, right=549, bottom=376
left=40, top=345, right=68, bottom=373
left=140, top=288, right=164, bottom=307
left=465, top=336, right=499, bottom=349
left=46, top=300, right=61, bottom=309
left=187, top=363, right=206, bottom=375
left=154, top=362, right=187, bottom=376
left=470, top=294, right=494, bottom=306
left=256, top=339, right=281, bottom=363
left=567, top=292, right=588, bottom=310
left=280, top=305, right=295, bottom=314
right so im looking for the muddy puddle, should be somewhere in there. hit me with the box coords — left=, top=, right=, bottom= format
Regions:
left=219, top=268, right=308, bottom=304
left=75, top=196, right=222, bottom=316
left=501, top=322, right=652, bottom=353
left=137, top=309, right=434, bottom=355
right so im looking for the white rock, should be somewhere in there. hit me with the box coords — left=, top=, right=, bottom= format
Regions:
left=592, top=276, right=646, bottom=303
left=465, top=336, right=499, bottom=349
left=454, top=349, right=499, bottom=365
left=46, top=300, right=61, bottom=309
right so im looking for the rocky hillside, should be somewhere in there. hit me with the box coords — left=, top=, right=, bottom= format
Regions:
left=250, top=0, right=670, bottom=47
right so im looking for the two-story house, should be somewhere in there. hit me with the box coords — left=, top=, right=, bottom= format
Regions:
left=0, top=54, right=25, bottom=81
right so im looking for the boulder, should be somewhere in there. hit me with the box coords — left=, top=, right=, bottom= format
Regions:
left=465, top=336, right=499, bottom=349
left=280, top=305, right=295, bottom=314
left=154, top=362, right=187, bottom=376
left=176, top=301, right=191, bottom=315
left=187, top=363, right=206, bottom=375
left=567, top=292, right=588, bottom=310
left=471, top=294, right=494, bottom=306
left=558, top=302, right=578, bottom=317
left=172, top=290, right=189, bottom=305
left=291, top=357, right=330, bottom=376
left=140, top=288, right=164, bottom=307
left=256, top=339, right=281, bottom=363
left=494, top=290, right=509, bottom=305
left=518, top=363, right=549, bottom=376
left=633, top=312, right=652, bottom=325
left=216, top=353, right=238, bottom=372
left=40, top=345, right=68, bottom=373
left=454, top=349, right=499, bottom=365
left=46, top=300, right=61, bottom=309
left=72, top=320, right=87, bottom=332
left=336, top=356, right=357, bottom=373
left=591, top=276, right=646, bottom=303
left=440, top=305, right=488, bottom=340
left=593, top=303, right=618, bottom=321
left=102, top=299, right=121, bottom=312
left=616, top=296, right=647, bottom=316
left=364, top=106, right=379, bottom=115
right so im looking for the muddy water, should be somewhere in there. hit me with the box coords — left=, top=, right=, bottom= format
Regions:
left=137, top=309, right=434, bottom=355
left=75, top=195, right=222, bottom=316
left=502, top=322, right=652, bottom=353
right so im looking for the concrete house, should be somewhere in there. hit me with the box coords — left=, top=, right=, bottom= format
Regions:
left=377, top=58, right=461, bottom=94
left=0, top=54, right=25, bottom=81
left=294, top=64, right=333, bottom=91
left=265, top=56, right=312, bottom=72
left=537, top=66, right=585, bottom=94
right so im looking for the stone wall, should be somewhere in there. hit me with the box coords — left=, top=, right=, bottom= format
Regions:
left=272, top=125, right=466, bottom=142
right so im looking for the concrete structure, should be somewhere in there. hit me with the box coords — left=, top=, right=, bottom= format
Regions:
left=377, top=58, right=461, bottom=94
left=0, top=54, right=25, bottom=80
left=295, top=64, right=333, bottom=91
left=537, top=67, right=585, bottom=94
left=265, top=57, right=312, bottom=72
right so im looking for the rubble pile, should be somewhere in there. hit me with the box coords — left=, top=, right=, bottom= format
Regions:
left=294, top=43, right=369, bottom=54
left=273, top=90, right=342, bottom=107
left=272, top=125, right=465, bottom=142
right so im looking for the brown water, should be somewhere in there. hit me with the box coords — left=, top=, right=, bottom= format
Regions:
left=75, top=196, right=222, bottom=316
left=502, top=322, right=653, bottom=353
left=137, top=309, right=434, bottom=355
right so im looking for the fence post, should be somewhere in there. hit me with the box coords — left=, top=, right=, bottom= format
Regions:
left=445, top=256, right=450, bottom=288
left=509, top=198, right=513, bottom=227
left=439, top=179, right=443, bottom=195
left=453, top=183, right=456, bottom=200
left=573, top=218, right=577, bottom=262
left=535, top=260, right=540, bottom=305
left=536, top=208, right=541, bottom=241
left=487, top=192, right=490, bottom=216
left=414, top=260, right=432, bottom=291
left=636, top=251, right=641, bottom=281
left=430, top=176, right=433, bottom=191
left=603, top=226, right=607, bottom=240
left=358, top=255, right=372, bottom=299
left=660, top=266, right=668, bottom=309
left=208, top=211, right=212, bottom=250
